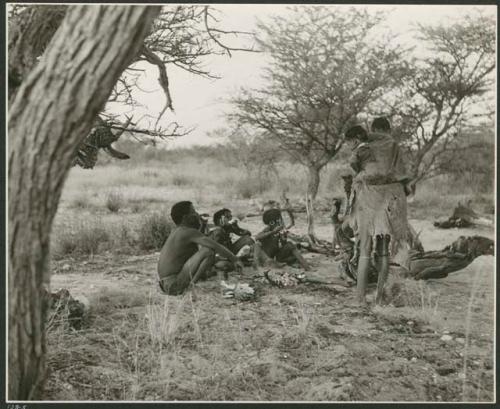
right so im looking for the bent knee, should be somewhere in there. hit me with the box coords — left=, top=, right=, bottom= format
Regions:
left=199, top=247, right=216, bottom=260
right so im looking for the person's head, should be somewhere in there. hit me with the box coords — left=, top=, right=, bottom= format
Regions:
left=170, top=201, right=200, bottom=228
left=371, top=117, right=391, bottom=133
left=344, top=125, right=368, bottom=149
left=263, top=208, right=283, bottom=227
left=213, top=208, right=232, bottom=227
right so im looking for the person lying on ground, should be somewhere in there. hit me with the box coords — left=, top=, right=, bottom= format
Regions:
left=157, top=201, right=244, bottom=295
left=255, top=208, right=311, bottom=271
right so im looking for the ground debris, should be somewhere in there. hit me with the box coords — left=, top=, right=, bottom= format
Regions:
left=220, top=281, right=256, bottom=301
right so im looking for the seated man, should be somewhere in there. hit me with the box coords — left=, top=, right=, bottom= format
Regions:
left=157, top=201, right=244, bottom=295
left=255, top=209, right=311, bottom=271
left=210, top=208, right=255, bottom=256
left=210, top=208, right=256, bottom=272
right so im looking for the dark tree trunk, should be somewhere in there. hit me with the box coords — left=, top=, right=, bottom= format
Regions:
left=8, top=5, right=160, bottom=399
left=8, top=5, right=67, bottom=102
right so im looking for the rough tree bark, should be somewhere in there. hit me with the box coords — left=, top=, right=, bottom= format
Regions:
left=7, top=5, right=67, bottom=102
left=8, top=5, right=160, bottom=400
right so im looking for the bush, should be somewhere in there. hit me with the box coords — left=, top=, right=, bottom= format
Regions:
left=70, top=195, right=90, bottom=210
left=235, top=178, right=266, bottom=199
left=171, top=173, right=191, bottom=186
left=137, top=213, right=173, bottom=251
left=105, top=190, right=124, bottom=213
left=53, top=222, right=110, bottom=259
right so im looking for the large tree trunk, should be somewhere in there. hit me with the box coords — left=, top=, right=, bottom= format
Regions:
left=8, top=5, right=160, bottom=400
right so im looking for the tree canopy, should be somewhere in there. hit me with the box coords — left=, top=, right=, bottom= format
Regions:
left=230, top=6, right=410, bottom=198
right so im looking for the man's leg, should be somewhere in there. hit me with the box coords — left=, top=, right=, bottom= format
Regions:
left=356, top=232, right=372, bottom=306
left=162, top=248, right=215, bottom=295
left=375, top=234, right=390, bottom=304
left=232, top=236, right=255, bottom=254
left=277, top=242, right=311, bottom=271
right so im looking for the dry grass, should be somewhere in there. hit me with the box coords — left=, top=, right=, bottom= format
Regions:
left=44, top=150, right=494, bottom=401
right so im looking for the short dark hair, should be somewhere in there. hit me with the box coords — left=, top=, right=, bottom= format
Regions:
left=171, top=201, right=193, bottom=225
left=213, top=208, right=231, bottom=225
left=263, top=209, right=281, bottom=225
left=345, top=125, right=368, bottom=141
left=371, top=117, right=391, bottom=132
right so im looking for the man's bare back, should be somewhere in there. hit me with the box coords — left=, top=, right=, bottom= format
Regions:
left=157, top=201, right=245, bottom=295
left=158, top=226, right=204, bottom=279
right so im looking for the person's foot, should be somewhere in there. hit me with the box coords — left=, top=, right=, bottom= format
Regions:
left=353, top=296, right=369, bottom=308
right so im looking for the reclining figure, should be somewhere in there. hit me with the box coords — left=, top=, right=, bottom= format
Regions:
left=331, top=198, right=494, bottom=281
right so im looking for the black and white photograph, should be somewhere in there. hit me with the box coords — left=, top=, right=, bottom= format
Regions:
left=6, top=2, right=497, bottom=404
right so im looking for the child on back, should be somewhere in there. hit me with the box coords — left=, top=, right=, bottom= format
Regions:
left=255, top=209, right=310, bottom=271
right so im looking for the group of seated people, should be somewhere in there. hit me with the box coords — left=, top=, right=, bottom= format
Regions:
left=157, top=201, right=310, bottom=295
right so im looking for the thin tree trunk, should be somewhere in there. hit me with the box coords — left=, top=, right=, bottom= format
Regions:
left=306, top=165, right=321, bottom=200
left=8, top=5, right=160, bottom=400
left=305, top=164, right=322, bottom=241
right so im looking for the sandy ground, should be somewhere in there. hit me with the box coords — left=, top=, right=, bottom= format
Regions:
left=44, top=216, right=495, bottom=402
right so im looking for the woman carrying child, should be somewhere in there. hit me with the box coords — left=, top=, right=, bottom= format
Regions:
left=344, top=117, right=414, bottom=306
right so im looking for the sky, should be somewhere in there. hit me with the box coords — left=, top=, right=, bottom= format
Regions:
left=110, top=4, right=497, bottom=148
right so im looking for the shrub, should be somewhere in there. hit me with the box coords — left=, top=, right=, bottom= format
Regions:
left=105, top=190, right=124, bottom=213
left=171, top=173, right=191, bottom=186
left=53, top=222, right=110, bottom=259
left=70, top=195, right=90, bottom=210
left=235, top=178, right=265, bottom=199
left=130, top=202, right=142, bottom=214
left=137, top=212, right=173, bottom=251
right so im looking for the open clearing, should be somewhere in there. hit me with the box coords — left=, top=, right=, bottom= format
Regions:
left=45, top=205, right=495, bottom=401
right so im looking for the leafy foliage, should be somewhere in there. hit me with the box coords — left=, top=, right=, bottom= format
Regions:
left=230, top=7, right=410, bottom=197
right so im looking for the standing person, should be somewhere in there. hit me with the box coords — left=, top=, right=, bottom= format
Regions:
left=344, top=117, right=412, bottom=306
left=157, top=201, right=244, bottom=295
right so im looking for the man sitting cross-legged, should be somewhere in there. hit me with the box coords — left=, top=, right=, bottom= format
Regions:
left=255, top=208, right=311, bottom=271
left=210, top=208, right=255, bottom=266
left=158, top=201, right=244, bottom=295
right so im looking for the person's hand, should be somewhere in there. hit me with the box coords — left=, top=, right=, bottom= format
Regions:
left=273, top=225, right=284, bottom=233
left=234, top=259, right=245, bottom=273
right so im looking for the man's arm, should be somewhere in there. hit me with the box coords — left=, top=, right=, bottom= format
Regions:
left=255, top=225, right=281, bottom=241
left=189, top=230, right=239, bottom=262
left=229, top=222, right=251, bottom=237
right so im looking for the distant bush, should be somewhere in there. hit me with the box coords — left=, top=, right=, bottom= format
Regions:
left=137, top=212, right=173, bottom=251
left=105, top=190, right=124, bottom=213
left=70, top=195, right=91, bottom=210
left=53, top=222, right=110, bottom=259
left=235, top=178, right=267, bottom=199
left=130, top=202, right=142, bottom=213
left=171, top=173, right=191, bottom=186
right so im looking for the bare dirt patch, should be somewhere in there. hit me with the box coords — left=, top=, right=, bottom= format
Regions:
left=44, top=219, right=494, bottom=402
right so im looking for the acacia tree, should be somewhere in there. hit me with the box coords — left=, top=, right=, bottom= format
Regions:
left=230, top=7, right=410, bottom=200
left=213, top=127, right=283, bottom=190
left=8, top=5, right=161, bottom=399
left=388, top=13, right=495, bottom=182
left=8, top=4, right=254, bottom=168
